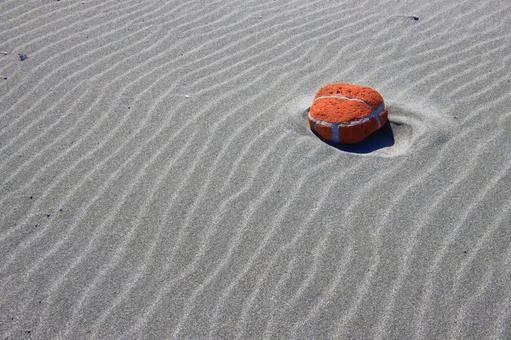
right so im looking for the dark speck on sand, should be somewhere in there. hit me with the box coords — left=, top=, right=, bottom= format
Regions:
left=18, top=53, right=28, bottom=61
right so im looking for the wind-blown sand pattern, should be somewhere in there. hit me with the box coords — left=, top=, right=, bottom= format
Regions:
left=1, top=0, right=510, bottom=338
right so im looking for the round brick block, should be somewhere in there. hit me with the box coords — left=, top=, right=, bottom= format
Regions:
left=308, top=83, right=388, bottom=144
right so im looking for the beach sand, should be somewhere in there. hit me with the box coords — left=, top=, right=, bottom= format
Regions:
left=1, top=0, right=510, bottom=338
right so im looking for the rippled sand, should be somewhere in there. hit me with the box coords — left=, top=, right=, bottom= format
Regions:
left=1, top=0, right=510, bottom=338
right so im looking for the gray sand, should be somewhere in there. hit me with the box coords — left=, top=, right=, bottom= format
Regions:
left=1, top=0, right=510, bottom=339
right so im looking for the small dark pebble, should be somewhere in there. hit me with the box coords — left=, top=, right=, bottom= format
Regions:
left=59, top=208, right=63, bottom=212
left=3, top=77, right=7, bottom=80
left=412, top=16, right=419, bottom=21
left=463, top=250, right=467, bottom=254
left=25, top=330, right=31, bottom=334
left=18, top=53, right=28, bottom=61
left=29, top=196, right=33, bottom=199
left=47, top=214, right=51, bottom=218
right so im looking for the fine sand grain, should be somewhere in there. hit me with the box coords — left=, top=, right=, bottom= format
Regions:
left=1, top=0, right=510, bottom=339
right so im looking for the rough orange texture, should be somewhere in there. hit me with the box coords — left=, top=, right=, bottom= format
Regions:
left=311, top=99, right=371, bottom=123
left=313, top=123, right=333, bottom=142
left=308, top=82, right=388, bottom=144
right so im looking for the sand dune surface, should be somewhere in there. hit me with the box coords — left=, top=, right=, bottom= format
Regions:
left=1, top=0, right=510, bottom=338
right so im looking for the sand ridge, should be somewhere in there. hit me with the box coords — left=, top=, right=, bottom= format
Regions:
left=1, top=0, right=511, bottom=339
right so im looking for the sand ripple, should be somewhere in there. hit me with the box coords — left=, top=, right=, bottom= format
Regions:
left=1, top=0, right=511, bottom=338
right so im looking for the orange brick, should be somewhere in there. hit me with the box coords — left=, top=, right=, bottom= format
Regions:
left=309, top=83, right=387, bottom=144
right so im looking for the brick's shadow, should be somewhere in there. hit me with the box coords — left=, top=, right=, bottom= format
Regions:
left=311, top=121, right=395, bottom=154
